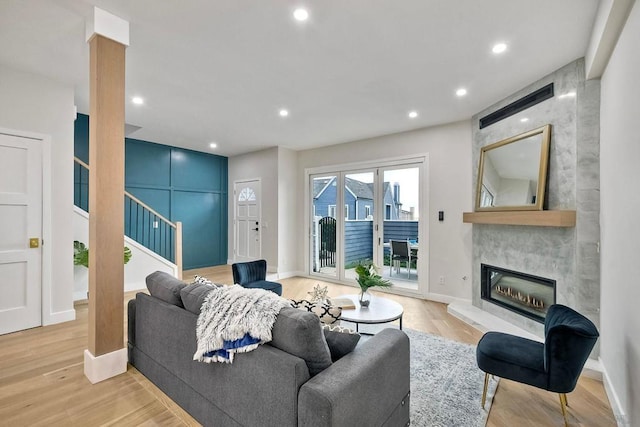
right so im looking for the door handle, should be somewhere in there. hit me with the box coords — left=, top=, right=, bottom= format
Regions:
left=253, top=228, right=259, bottom=231
left=29, top=238, right=40, bottom=248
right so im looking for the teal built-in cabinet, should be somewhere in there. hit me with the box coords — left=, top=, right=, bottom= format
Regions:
left=74, top=114, right=228, bottom=270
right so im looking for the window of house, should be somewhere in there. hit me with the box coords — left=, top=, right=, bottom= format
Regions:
left=328, top=205, right=336, bottom=218
left=344, top=204, right=349, bottom=220
left=365, top=205, right=371, bottom=218
left=385, top=204, right=392, bottom=220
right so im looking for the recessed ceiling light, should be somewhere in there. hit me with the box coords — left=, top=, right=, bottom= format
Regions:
left=456, top=88, right=467, bottom=97
left=520, top=118, right=529, bottom=123
left=279, top=109, right=289, bottom=117
left=558, top=91, right=577, bottom=99
left=492, top=43, right=507, bottom=54
left=293, top=8, right=309, bottom=21
left=131, top=96, right=144, bottom=105
left=209, top=142, right=217, bottom=149
left=408, top=111, right=418, bottom=119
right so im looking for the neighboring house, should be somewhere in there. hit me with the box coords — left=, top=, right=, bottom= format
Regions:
left=313, top=177, right=403, bottom=220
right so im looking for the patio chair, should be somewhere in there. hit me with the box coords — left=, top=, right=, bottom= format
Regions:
left=390, top=240, right=414, bottom=278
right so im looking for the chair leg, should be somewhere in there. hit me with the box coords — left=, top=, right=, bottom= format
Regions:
left=481, top=373, right=489, bottom=409
left=559, top=393, right=568, bottom=427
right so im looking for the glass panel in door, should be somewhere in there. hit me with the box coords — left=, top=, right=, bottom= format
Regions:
left=311, top=175, right=338, bottom=278
left=343, top=172, right=375, bottom=282
left=382, top=167, right=420, bottom=290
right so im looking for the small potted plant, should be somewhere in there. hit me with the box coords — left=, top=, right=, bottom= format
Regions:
left=73, top=240, right=132, bottom=268
left=354, top=259, right=391, bottom=307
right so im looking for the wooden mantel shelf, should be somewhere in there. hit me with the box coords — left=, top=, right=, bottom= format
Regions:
left=462, top=210, right=576, bottom=227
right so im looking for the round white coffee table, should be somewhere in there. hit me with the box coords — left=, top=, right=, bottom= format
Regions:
left=334, top=294, right=404, bottom=334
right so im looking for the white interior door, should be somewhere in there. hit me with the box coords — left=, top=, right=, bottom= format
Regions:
left=0, top=133, right=42, bottom=335
left=234, top=180, right=261, bottom=262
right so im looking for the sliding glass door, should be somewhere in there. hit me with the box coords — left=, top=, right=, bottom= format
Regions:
left=343, top=171, right=375, bottom=281
left=310, top=175, right=338, bottom=279
left=380, top=165, right=420, bottom=291
left=309, top=159, right=425, bottom=294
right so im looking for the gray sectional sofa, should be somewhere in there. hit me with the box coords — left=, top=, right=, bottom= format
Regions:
left=127, top=272, right=410, bottom=426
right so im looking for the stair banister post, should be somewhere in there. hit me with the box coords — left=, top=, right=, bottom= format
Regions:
left=175, top=221, right=183, bottom=279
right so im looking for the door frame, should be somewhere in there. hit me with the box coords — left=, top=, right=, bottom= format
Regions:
left=304, top=153, right=429, bottom=297
left=0, top=127, right=52, bottom=326
left=233, top=178, right=262, bottom=263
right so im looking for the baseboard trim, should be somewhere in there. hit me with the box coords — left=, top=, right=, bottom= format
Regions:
left=583, top=358, right=603, bottom=380
left=601, top=357, right=627, bottom=427
left=43, top=308, right=76, bottom=326
left=424, top=292, right=471, bottom=305
left=273, top=270, right=305, bottom=280
left=84, top=348, right=127, bottom=384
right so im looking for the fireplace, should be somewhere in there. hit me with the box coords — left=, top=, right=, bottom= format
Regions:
left=481, top=264, right=556, bottom=323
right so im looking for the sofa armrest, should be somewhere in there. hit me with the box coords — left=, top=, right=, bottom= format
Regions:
left=298, top=328, right=410, bottom=426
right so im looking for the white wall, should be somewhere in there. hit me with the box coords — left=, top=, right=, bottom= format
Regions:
left=72, top=208, right=176, bottom=300
left=296, top=120, right=473, bottom=300
left=277, top=147, right=299, bottom=276
left=599, top=1, right=640, bottom=424
left=228, top=147, right=279, bottom=270
left=0, top=65, right=75, bottom=324
left=495, top=178, right=532, bottom=206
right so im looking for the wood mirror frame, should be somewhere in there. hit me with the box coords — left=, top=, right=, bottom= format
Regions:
left=475, top=124, right=551, bottom=211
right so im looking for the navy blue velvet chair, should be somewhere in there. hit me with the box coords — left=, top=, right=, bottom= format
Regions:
left=476, top=304, right=599, bottom=426
left=231, top=259, right=282, bottom=296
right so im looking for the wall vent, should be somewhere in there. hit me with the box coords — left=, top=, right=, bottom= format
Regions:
left=479, top=83, right=554, bottom=129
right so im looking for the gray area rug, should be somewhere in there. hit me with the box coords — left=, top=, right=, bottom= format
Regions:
left=350, top=325, right=499, bottom=426
left=404, top=329, right=499, bottom=427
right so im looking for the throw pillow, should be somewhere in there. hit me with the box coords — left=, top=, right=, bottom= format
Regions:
left=270, top=307, right=332, bottom=376
left=181, top=275, right=223, bottom=314
left=290, top=299, right=342, bottom=325
left=146, top=271, right=186, bottom=307
left=322, top=324, right=361, bottom=362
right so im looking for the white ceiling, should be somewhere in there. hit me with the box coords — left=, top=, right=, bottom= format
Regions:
left=0, top=0, right=599, bottom=157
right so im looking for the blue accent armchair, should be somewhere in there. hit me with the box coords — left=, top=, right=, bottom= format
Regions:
left=476, top=304, right=599, bottom=426
left=232, top=259, right=283, bottom=296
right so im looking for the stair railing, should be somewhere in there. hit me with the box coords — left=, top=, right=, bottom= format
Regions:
left=74, top=156, right=183, bottom=278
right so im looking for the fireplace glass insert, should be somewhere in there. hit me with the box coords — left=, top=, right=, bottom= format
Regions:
left=481, top=264, right=556, bottom=323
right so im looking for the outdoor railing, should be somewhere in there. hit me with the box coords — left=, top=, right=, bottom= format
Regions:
left=312, top=218, right=419, bottom=267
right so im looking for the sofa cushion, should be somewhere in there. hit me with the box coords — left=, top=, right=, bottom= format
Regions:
left=180, top=283, right=206, bottom=314
left=322, top=324, right=361, bottom=362
left=290, top=299, right=341, bottom=325
left=146, top=271, right=186, bottom=307
left=270, top=307, right=332, bottom=376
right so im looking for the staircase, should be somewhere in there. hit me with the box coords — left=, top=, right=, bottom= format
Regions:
left=74, top=157, right=183, bottom=278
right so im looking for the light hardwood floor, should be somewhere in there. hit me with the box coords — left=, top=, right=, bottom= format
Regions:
left=0, top=265, right=615, bottom=426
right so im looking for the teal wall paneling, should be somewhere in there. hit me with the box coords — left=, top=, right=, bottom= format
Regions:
left=74, top=113, right=228, bottom=269
left=126, top=139, right=172, bottom=187
left=172, top=190, right=225, bottom=269
left=74, top=113, right=90, bottom=164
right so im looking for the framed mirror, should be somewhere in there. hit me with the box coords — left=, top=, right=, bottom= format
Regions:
left=475, top=124, right=551, bottom=211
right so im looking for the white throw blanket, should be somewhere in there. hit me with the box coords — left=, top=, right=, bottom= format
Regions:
left=194, top=285, right=290, bottom=363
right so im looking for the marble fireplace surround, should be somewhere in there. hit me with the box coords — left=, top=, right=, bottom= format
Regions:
left=451, top=58, right=601, bottom=361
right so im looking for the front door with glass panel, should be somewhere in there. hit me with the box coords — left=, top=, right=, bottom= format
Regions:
left=235, top=180, right=261, bottom=262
